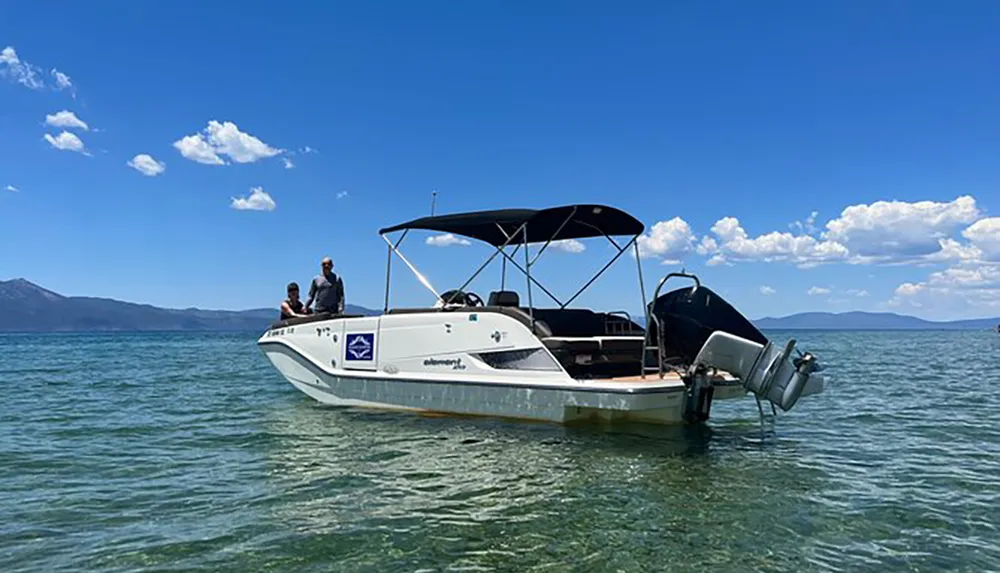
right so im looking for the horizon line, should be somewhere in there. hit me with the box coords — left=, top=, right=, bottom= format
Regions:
left=3, top=277, right=999, bottom=324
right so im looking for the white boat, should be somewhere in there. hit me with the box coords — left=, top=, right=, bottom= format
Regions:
left=257, top=204, right=825, bottom=426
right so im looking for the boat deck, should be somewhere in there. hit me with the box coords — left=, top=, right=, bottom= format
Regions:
left=586, top=372, right=739, bottom=385
left=601, top=373, right=684, bottom=383
left=567, top=371, right=747, bottom=399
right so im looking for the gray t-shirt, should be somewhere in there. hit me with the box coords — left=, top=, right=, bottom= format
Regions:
left=309, top=272, right=344, bottom=313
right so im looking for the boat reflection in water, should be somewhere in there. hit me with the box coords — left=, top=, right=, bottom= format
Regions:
left=257, top=395, right=824, bottom=551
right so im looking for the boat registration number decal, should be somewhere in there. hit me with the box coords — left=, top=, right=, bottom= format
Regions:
left=345, top=333, right=375, bottom=361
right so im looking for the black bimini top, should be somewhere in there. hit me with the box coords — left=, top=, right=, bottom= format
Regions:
left=378, top=204, right=644, bottom=247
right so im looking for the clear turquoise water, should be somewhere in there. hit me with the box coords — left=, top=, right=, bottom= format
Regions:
left=1, top=330, right=999, bottom=572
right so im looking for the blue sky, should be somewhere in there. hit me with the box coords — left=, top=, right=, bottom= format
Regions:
left=2, top=1, right=999, bottom=320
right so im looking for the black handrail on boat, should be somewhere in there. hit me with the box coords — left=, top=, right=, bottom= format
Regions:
left=641, top=272, right=701, bottom=379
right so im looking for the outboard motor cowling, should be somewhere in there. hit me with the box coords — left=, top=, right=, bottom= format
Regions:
left=689, top=331, right=817, bottom=411
left=647, top=285, right=767, bottom=367
left=648, top=284, right=822, bottom=414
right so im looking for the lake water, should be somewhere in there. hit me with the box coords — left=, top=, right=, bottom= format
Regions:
left=1, top=330, right=999, bottom=572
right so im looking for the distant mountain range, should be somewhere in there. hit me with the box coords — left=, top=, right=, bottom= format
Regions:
left=0, top=278, right=378, bottom=333
left=1, top=278, right=996, bottom=333
left=753, top=311, right=999, bottom=330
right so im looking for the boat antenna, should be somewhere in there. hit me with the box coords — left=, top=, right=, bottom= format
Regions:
left=430, top=190, right=438, bottom=216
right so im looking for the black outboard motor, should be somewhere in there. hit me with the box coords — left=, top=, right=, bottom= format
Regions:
left=645, top=273, right=822, bottom=423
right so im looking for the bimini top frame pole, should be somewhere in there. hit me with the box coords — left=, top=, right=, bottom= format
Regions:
left=381, top=220, right=529, bottom=309
left=381, top=232, right=441, bottom=303
left=438, top=220, right=527, bottom=305
left=561, top=234, right=639, bottom=309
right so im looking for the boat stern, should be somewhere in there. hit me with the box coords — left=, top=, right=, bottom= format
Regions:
left=645, top=273, right=829, bottom=423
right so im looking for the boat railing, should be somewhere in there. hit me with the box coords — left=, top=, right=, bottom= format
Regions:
left=642, top=272, right=701, bottom=379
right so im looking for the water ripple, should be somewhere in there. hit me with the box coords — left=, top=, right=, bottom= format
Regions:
left=1, top=330, right=999, bottom=572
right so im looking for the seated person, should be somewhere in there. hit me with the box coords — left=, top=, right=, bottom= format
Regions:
left=280, top=282, right=310, bottom=320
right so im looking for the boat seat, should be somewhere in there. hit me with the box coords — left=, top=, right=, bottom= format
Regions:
left=542, top=337, right=602, bottom=363
left=528, top=308, right=607, bottom=337
left=594, top=336, right=645, bottom=365
left=594, top=336, right=645, bottom=353
left=542, top=335, right=645, bottom=368
left=542, top=337, right=602, bottom=350
left=487, top=290, right=520, bottom=307
left=543, top=336, right=643, bottom=354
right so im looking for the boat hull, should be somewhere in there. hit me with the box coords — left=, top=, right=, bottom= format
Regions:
left=256, top=309, right=823, bottom=426
left=260, top=339, right=700, bottom=425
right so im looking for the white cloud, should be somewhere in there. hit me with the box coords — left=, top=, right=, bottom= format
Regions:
left=51, top=69, right=72, bottom=91
left=925, top=266, right=1000, bottom=289
left=698, top=196, right=992, bottom=268
left=696, top=236, right=718, bottom=255
left=550, top=239, right=585, bottom=253
left=173, top=134, right=224, bottom=165
left=5, top=185, right=18, bottom=193
left=705, top=254, right=728, bottom=267
left=894, top=282, right=924, bottom=297
left=45, top=110, right=88, bottom=130
left=807, top=286, right=831, bottom=296
left=43, top=131, right=87, bottom=154
left=823, top=196, right=980, bottom=262
left=336, top=191, right=349, bottom=200
left=888, top=263, right=1000, bottom=316
left=174, top=120, right=282, bottom=165
left=0, top=46, right=44, bottom=90
left=282, top=157, right=295, bottom=169
left=426, top=233, right=470, bottom=247
left=922, top=238, right=983, bottom=264
left=637, top=217, right=697, bottom=260
left=202, top=120, right=282, bottom=163
left=0, top=48, right=16, bottom=66
left=846, top=288, right=870, bottom=297
left=127, top=154, right=166, bottom=176
left=1, top=47, right=74, bottom=93
left=300, top=146, right=317, bottom=154
left=790, top=210, right=820, bottom=235
left=230, top=187, right=276, bottom=211
left=700, top=216, right=849, bottom=267
left=962, top=217, right=1000, bottom=261
left=760, top=285, right=776, bottom=295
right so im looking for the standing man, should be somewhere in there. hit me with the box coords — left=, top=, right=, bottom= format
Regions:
left=305, top=256, right=345, bottom=315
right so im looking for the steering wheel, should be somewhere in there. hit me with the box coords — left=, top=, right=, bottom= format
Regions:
left=438, top=289, right=484, bottom=307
